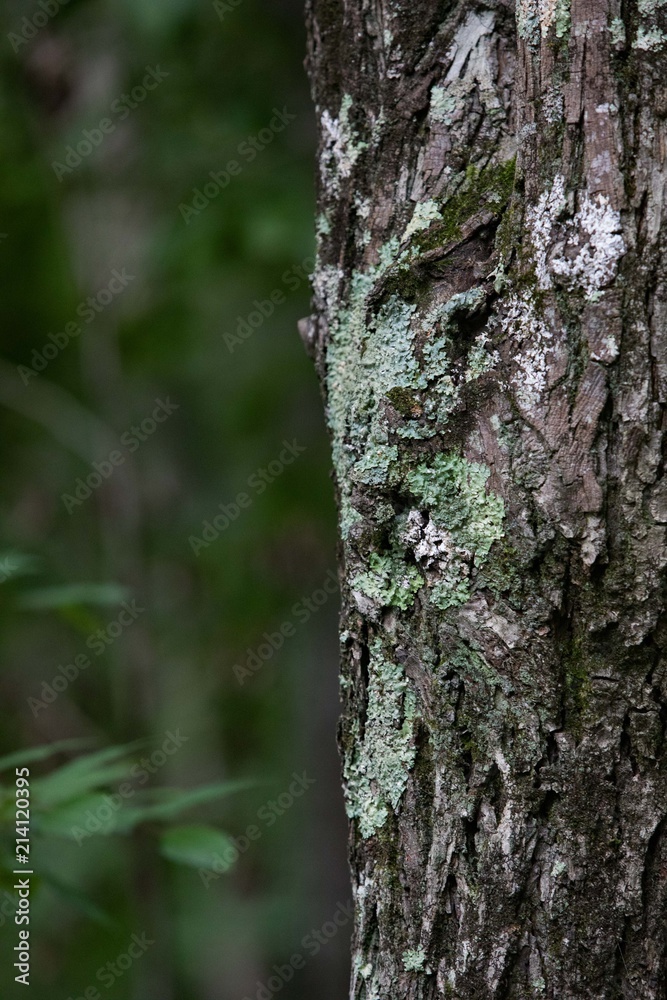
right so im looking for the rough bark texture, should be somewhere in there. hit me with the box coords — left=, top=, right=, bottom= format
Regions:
left=304, top=1, right=667, bottom=997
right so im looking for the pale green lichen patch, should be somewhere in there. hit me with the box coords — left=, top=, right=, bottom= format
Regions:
left=517, top=0, right=540, bottom=44
left=465, top=330, right=500, bottom=382
left=315, top=212, right=331, bottom=239
left=403, top=947, right=427, bottom=972
left=407, top=453, right=505, bottom=610
left=517, top=0, right=570, bottom=44
left=353, top=441, right=399, bottom=487
left=344, top=641, right=417, bottom=838
left=353, top=552, right=424, bottom=611
left=402, top=199, right=442, bottom=241
left=429, top=85, right=459, bottom=125
left=634, top=1, right=667, bottom=50
left=407, top=454, right=505, bottom=557
left=327, top=278, right=492, bottom=535
left=609, top=17, right=626, bottom=46
left=352, top=453, right=505, bottom=615
left=545, top=0, right=571, bottom=39
left=326, top=284, right=419, bottom=497
left=319, top=169, right=510, bottom=604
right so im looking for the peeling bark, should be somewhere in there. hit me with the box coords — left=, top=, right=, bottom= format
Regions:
left=305, top=1, right=667, bottom=997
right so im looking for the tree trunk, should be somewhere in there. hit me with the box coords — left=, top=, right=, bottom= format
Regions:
left=304, top=1, right=667, bottom=997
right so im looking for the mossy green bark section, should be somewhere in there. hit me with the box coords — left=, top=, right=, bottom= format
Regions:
left=306, top=0, right=667, bottom=997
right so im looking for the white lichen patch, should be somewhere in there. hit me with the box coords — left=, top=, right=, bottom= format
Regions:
left=501, top=294, right=553, bottom=410
left=343, top=641, right=417, bottom=838
left=504, top=176, right=625, bottom=410
left=542, top=86, right=564, bottom=124
left=320, top=94, right=368, bottom=193
left=634, top=26, right=667, bottom=50
left=406, top=512, right=473, bottom=609
left=402, top=947, right=427, bottom=972
left=550, top=191, right=625, bottom=297
left=638, top=0, right=667, bottom=15
left=529, top=174, right=567, bottom=289
left=529, top=175, right=625, bottom=299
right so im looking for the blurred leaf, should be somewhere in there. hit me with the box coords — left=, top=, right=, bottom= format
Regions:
left=160, top=824, right=236, bottom=870
left=53, top=604, right=103, bottom=636
left=119, top=0, right=200, bottom=35
left=79, top=779, right=253, bottom=834
left=31, top=741, right=148, bottom=807
left=34, top=793, right=120, bottom=837
left=0, top=551, right=39, bottom=583
left=40, top=872, right=115, bottom=928
left=17, top=583, right=130, bottom=611
left=111, top=779, right=253, bottom=827
left=0, top=738, right=95, bottom=774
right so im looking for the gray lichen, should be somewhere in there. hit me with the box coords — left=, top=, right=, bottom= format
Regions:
left=517, top=0, right=570, bottom=44
left=402, top=947, right=427, bottom=972
left=343, top=641, right=417, bottom=838
left=319, top=93, right=368, bottom=194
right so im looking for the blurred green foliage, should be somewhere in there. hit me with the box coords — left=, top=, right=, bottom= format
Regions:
left=0, top=1, right=347, bottom=997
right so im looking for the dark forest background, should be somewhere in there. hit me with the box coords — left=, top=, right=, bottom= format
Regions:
left=0, top=1, right=349, bottom=997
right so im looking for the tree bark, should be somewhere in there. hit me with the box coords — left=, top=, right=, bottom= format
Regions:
left=304, top=1, right=667, bottom=997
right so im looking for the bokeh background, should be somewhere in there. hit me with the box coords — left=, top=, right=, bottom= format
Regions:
left=0, top=1, right=349, bottom=997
